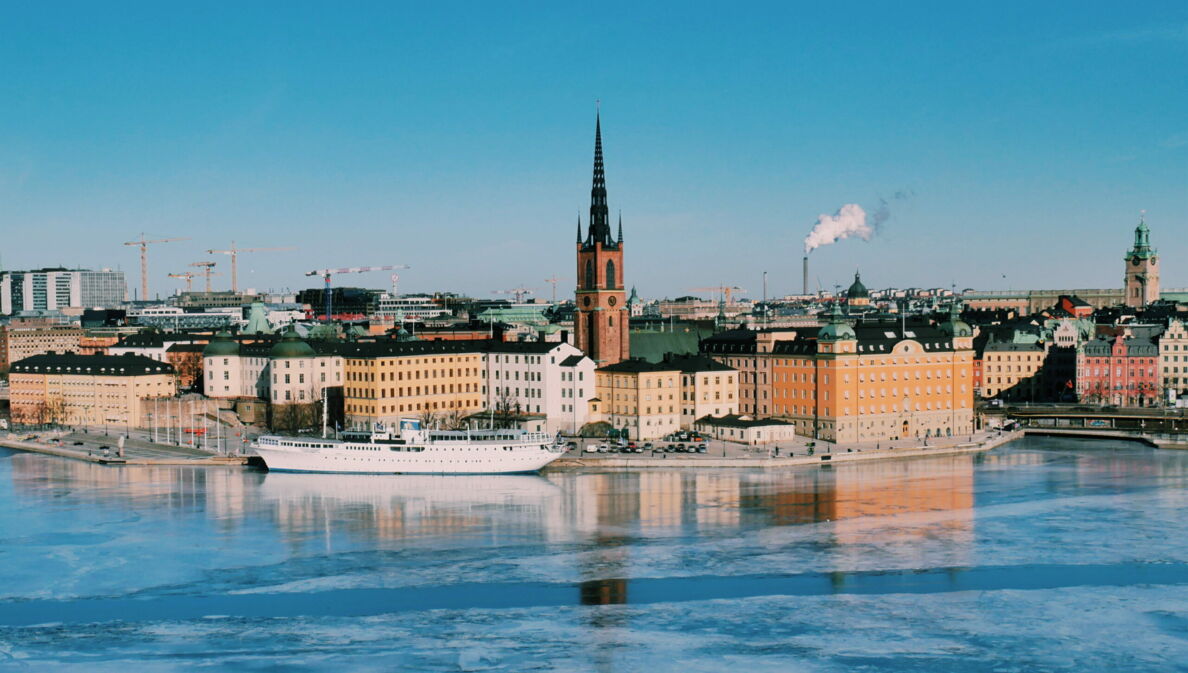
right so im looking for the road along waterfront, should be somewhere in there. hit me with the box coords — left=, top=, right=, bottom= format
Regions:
left=0, top=435, right=1186, bottom=671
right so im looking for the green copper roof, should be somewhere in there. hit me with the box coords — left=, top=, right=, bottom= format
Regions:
left=202, top=330, right=240, bottom=357
left=243, top=301, right=275, bottom=335
left=846, top=271, right=869, bottom=299
left=1127, top=215, right=1157, bottom=260
left=270, top=328, right=316, bottom=359
left=629, top=330, right=701, bottom=363
left=938, top=302, right=972, bottom=337
left=817, top=303, right=856, bottom=341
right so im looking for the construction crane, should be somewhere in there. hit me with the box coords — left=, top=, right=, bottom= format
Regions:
left=168, top=272, right=196, bottom=292
left=189, top=261, right=219, bottom=293
left=305, top=265, right=410, bottom=321
left=492, top=287, right=535, bottom=303
left=124, top=233, right=189, bottom=301
left=688, top=285, right=746, bottom=304
left=543, top=275, right=561, bottom=303
left=206, top=241, right=295, bottom=292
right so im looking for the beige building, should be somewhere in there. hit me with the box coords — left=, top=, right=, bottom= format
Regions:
left=661, top=354, right=739, bottom=428
left=9, top=352, right=175, bottom=428
left=1160, top=319, right=1188, bottom=398
left=342, top=341, right=484, bottom=429
left=979, top=341, right=1047, bottom=400
left=2, top=326, right=84, bottom=369
left=596, top=358, right=681, bottom=440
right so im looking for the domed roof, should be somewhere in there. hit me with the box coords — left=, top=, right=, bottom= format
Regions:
left=939, top=302, right=972, bottom=337
left=203, top=331, right=240, bottom=357
left=270, top=328, right=315, bottom=359
left=817, top=303, right=856, bottom=341
left=846, top=271, right=869, bottom=299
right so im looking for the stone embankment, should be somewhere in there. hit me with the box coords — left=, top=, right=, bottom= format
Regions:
left=0, top=435, right=249, bottom=466
left=546, top=431, right=1022, bottom=471
left=1022, top=428, right=1188, bottom=449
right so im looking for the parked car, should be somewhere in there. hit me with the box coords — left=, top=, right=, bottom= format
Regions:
left=567, top=441, right=578, bottom=450
left=597, top=444, right=609, bottom=453
left=626, top=441, right=638, bottom=450
left=675, top=443, right=686, bottom=452
left=643, top=442, right=654, bottom=451
left=72, top=441, right=85, bottom=446
left=584, top=445, right=599, bottom=454
left=697, top=444, right=708, bottom=453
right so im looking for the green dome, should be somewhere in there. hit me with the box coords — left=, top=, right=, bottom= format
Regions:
left=203, top=331, right=240, bottom=357
left=817, top=304, right=856, bottom=341
left=939, top=302, right=972, bottom=337
left=846, top=271, right=869, bottom=299
left=270, top=329, right=315, bottom=359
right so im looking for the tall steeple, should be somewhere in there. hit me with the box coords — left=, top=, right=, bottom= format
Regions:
left=574, top=109, right=629, bottom=366
left=585, top=112, right=614, bottom=248
left=1129, top=213, right=1155, bottom=258
left=576, top=213, right=582, bottom=244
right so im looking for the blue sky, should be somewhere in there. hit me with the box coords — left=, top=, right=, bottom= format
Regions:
left=1, top=2, right=1185, bottom=300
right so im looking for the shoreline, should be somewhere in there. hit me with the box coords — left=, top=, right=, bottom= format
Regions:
left=544, top=431, right=1024, bottom=471
left=0, top=437, right=249, bottom=466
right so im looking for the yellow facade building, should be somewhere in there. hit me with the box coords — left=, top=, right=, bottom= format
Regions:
left=9, top=352, right=176, bottom=428
left=341, top=341, right=484, bottom=429
left=595, top=358, right=681, bottom=440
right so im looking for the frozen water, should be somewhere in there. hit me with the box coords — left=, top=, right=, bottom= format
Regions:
left=0, top=437, right=1186, bottom=671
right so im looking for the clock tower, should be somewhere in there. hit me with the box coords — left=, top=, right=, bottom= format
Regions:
left=1124, top=214, right=1159, bottom=308
left=575, top=113, right=629, bottom=365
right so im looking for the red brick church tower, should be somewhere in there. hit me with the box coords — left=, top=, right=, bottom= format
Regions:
left=575, top=113, right=629, bottom=366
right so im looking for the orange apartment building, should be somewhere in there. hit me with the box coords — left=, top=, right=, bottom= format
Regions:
left=702, top=304, right=975, bottom=443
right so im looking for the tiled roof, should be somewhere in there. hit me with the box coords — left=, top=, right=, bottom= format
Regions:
left=597, top=358, right=679, bottom=374
left=11, top=352, right=175, bottom=376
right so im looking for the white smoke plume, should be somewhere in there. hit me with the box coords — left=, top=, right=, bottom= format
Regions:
left=802, top=191, right=913, bottom=254
left=803, top=203, right=871, bottom=254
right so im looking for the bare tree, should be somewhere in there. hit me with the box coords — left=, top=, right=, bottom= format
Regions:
left=418, top=409, right=440, bottom=430
left=492, top=388, right=521, bottom=430
left=441, top=409, right=465, bottom=430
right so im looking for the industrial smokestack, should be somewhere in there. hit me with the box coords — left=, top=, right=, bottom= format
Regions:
left=802, top=256, right=809, bottom=296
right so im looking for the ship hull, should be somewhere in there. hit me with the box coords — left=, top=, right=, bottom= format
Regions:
left=253, top=443, right=563, bottom=475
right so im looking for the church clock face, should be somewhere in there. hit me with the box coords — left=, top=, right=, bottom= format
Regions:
left=608, top=296, right=617, bottom=306
left=1132, top=257, right=1141, bottom=266
left=583, top=296, right=592, bottom=307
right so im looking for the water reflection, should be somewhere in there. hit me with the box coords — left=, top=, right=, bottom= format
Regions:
left=3, top=440, right=1187, bottom=671
left=7, top=452, right=986, bottom=552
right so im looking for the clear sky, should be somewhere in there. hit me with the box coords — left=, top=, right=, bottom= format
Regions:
left=2, top=2, right=1186, bottom=301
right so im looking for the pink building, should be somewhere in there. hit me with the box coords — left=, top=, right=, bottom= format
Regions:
left=1076, top=333, right=1160, bottom=407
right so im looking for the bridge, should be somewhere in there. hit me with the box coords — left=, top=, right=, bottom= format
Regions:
left=1004, top=405, right=1188, bottom=449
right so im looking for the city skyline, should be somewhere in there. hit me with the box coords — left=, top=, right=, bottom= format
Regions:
left=2, top=3, right=1186, bottom=298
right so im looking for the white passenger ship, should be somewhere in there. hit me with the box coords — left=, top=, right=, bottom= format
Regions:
left=251, top=420, right=566, bottom=474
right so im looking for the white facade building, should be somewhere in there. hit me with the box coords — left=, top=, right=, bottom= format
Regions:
left=481, top=341, right=595, bottom=434
left=203, top=331, right=344, bottom=404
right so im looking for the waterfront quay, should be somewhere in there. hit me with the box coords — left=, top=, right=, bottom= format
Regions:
left=549, top=431, right=1020, bottom=470
left=0, top=431, right=248, bottom=466
left=0, top=427, right=1019, bottom=472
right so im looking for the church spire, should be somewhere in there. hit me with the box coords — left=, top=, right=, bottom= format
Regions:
left=576, top=213, right=582, bottom=244
left=617, top=211, right=623, bottom=243
left=586, top=110, right=613, bottom=247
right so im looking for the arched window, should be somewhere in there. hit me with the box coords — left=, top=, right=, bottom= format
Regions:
left=585, top=259, right=595, bottom=289
left=606, top=260, right=616, bottom=289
